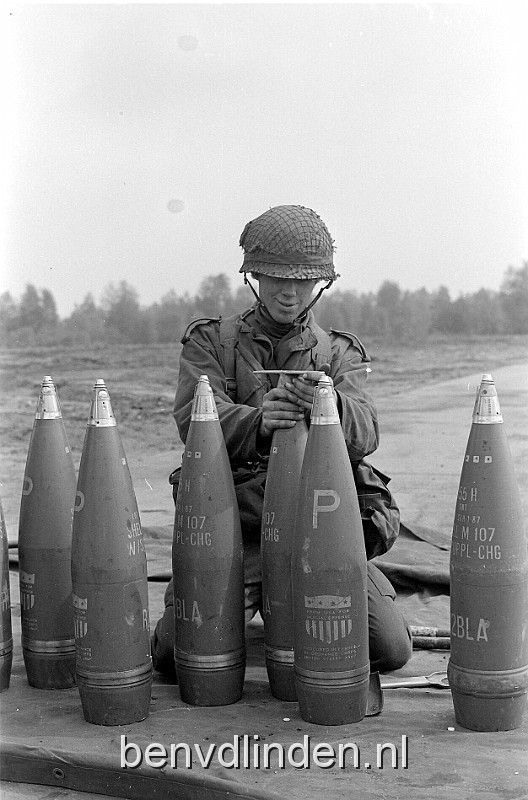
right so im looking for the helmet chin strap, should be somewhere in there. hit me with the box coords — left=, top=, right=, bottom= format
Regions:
left=243, top=274, right=333, bottom=325
left=298, top=280, right=333, bottom=319
left=243, top=274, right=263, bottom=307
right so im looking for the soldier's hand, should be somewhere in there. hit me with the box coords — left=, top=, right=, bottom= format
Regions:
left=259, top=387, right=305, bottom=438
left=287, top=375, right=318, bottom=410
left=287, top=372, right=337, bottom=413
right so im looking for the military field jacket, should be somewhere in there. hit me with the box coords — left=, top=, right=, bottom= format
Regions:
left=173, top=306, right=379, bottom=468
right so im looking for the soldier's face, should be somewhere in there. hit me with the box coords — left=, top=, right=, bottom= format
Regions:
left=257, top=275, right=318, bottom=324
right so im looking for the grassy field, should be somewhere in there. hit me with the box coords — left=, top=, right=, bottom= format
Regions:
left=1, top=334, right=526, bottom=533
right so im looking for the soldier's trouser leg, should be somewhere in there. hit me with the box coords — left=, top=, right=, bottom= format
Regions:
left=151, top=547, right=411, bottom=678
left=366, top=562, right=412, bottom=672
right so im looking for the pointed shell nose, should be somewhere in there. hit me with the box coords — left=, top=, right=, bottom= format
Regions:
left=472, top=374, right=502, bottom=425
left=191, top=374, right=219, bottom=421
left=310, top=375, right=339, bottom=426
left=35, top=376, right=62, bottom=419
left=88, top=378, right=116, bottom=427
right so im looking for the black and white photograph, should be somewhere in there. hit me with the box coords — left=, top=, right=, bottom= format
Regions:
left=1, top=3, right=527, bottom=799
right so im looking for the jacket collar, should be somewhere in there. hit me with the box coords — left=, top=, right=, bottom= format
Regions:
left=237, top=305, right=319, bottom=356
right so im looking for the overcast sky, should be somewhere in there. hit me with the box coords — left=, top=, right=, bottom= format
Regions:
left=2, top=2, right=527, bottom=318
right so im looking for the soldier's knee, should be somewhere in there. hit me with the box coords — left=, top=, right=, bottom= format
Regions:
left=371, top=627, right=412, bottom=672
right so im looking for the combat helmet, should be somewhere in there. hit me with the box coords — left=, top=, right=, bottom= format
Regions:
left=239, top=205, right=338, bottom=282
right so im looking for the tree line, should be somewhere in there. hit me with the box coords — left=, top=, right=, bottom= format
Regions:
left=1, top=262, right=527, bottom=347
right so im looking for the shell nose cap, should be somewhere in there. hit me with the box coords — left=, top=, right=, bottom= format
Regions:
left=88, top=378, right=116, bottom=427
left=311, top=375, right=340, bottom=426
left=472, top=373, right=502, bottom=424
left=191, top=374, right=219, bottom=421
left=35, top=376, right=62, bottom=419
